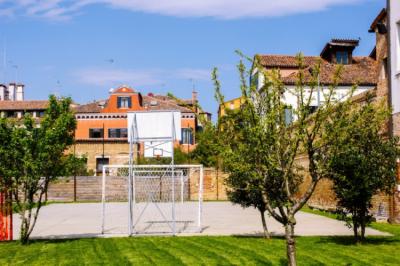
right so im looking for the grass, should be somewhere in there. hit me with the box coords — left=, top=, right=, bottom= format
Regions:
left=1, top=206, right=399, bottom=265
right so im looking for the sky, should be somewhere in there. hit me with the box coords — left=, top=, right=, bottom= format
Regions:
left=0, top=0, right=387, bottom=117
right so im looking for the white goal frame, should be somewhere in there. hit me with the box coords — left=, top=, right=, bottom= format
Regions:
left=101, top=164, right=204, bottom=236
left=101, top=110, right=204, bottom=236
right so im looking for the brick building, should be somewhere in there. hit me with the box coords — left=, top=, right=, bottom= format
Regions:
left=72, top=86, right=206, bottom=173
left=368, top=5, right=400, bottom=223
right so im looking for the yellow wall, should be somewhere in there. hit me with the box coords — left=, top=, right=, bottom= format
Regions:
left=218, top=97, right=244, bottom=117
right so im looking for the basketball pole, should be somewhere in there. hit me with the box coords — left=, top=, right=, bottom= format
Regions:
left=171, top=113, right=176, bottom=236
left=128, top=116, right=135, bottom=236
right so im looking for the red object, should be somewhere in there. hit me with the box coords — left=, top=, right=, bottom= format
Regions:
left=0, top=191, right=12, bottom=241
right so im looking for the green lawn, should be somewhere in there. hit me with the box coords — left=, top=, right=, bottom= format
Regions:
left=1, top=209, right=400, bottom=265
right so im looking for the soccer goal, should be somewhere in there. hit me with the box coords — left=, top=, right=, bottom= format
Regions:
left=101, top=164, right=203, bottom=236
left=101, top=110, right=204, bottom=236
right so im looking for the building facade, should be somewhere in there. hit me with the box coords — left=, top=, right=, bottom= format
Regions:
left=0, top=83, right=47, bottom=119
left=253, top=39, right=378, bottom=115
left=72, top=86, right=203, bottom=173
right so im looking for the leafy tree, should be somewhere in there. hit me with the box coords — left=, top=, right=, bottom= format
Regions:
left=62, top=154, right=89, bottom=176
left=215, top=54, right=349, bottom=266
left=190, top=124, right=222, bottom=167
left=325, top=94, right=399, bottom=242
left=0, top=95, right=76, bottom=244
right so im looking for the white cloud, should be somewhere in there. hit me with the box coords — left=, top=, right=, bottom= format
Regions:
left=0, top=0, right=370, bottom=21
left=74, top=67, right=212, bottom=87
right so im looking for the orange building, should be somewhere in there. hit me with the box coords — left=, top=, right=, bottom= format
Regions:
left=73, top=86, right=204, bottom=173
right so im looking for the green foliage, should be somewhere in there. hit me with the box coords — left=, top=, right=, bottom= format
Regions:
left=137, top=148, right=191, bottom=165
left=189, top=124, right=222, bottom=167
left=0, top=95, right=77, bottom=244
left=214, top=53, right=353, bottom=265
left=324, top=95, right=400, bottom=241
left=61, top=154, right=89, bottom=176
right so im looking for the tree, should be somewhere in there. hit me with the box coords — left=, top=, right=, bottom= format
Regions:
left=215, top=54, right=349, bottom=266
left=0, top=95, right=76, bottom=244
left=325, top=94, right=399, bottom=242
left=222, top=108, right=273, bottom=238
left=190, top=124, right=222, bottom=167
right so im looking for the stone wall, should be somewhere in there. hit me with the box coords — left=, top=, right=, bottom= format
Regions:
left=47, top=167, right=228, bottom=202
left=296, top=154, right=395, bottom=221
left=71, top=141, right=130, bottom=173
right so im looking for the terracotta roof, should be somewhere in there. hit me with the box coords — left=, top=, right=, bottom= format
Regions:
left=0, top=100, right=48, bottom=111
left=142, top=95, right=194, bottom=113
left=369, top=8, right=387, bottom=32
left=257, top=55, right=318, bottom=68
left=112, top=86, right=135, bottom=94
left=73, top=101, right=104, bottom=113
left=74, top=95, right=194, bottom=114
left=256, top=55, right=378, bottom=86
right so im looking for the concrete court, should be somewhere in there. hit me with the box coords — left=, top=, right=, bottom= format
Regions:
left=13, top=202, right=390, bottom=239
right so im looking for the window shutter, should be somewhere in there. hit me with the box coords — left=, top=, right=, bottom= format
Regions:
left=117, top=97, right=122, bottom=108
left=128, top=97, right=132, bottom=108
left=180, top=128, right=184, bottom=144
left=190, top=130, right=193, bottom=145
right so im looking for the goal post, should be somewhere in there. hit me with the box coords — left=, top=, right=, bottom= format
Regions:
left=101, top=164, right=204, bottom=235
left=100, top=110, right=204, bottom=236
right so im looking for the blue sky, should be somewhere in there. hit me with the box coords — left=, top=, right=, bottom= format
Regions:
left=0, top=0, right=386, bottom=116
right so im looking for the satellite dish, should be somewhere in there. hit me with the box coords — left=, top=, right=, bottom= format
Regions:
left=109, top=88, right=114, bottom=94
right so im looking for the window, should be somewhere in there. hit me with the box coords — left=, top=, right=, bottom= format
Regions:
left=96, top=157, right=109, bottom=173
left=117, top=96, right=131, bottom=108
left=181, top=128, right=193, bottom=145
left=89, top=128, right=104, bottom=138
left=284, top=108, right=293, bottom=125
left=250, top=71, right=259, bottom=89
left=6, top=111, right=17, bottom=118
left=108, top=128, right=128, bottom=138
left=336, top=51, right=349, bottom=65
left=307, top=106, right=318, bottom=115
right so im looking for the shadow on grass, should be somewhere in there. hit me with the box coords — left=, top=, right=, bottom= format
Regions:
left=315, top=235, right=399, bottom=246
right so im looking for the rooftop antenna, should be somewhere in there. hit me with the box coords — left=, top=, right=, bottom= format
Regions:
left=190, top=78, right=197, bottom=96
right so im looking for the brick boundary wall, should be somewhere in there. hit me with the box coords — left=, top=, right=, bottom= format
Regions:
left=46, top=168, right=228, bottom=202
left=296, top=154, right=397, bottom=222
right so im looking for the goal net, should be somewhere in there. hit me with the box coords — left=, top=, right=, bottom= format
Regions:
left=101, top=164, right=203, bottom=236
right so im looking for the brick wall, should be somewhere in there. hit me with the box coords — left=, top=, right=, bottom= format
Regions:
left=47, top=167, right=228, bottom=202
left=71, top=141, right=130, bottom=173
left=296, top=154, right=394, bottom=221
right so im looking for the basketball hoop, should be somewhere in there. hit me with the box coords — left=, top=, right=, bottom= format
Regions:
left=153, top=148, right=163, bottom=159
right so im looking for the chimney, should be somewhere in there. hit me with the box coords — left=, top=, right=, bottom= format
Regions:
left=192, top=90, right=198, bottom=113
left=16, top=84, right=24, bottom=101
left=8, top=83, right=16, bottom=101
left=0, top=84, right=6, bottom=101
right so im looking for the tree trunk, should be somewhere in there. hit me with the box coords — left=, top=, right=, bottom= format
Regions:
left=360, top=211, right=366, bottom=241
left=352, top=217, right=359, bottom=243
left=285, top=223, right=296, bottom=266
left=19, top=215, right=30, bottom=245
left=260, top=210, right=270, bottom=239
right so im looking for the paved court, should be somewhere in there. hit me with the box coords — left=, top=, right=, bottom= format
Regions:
left=13, top=202, right=390, bottom=239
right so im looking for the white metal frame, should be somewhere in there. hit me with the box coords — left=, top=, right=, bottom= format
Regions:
left=101, top=164, right=204, bottom=235
left=101, top=111, right=204, bottom=236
